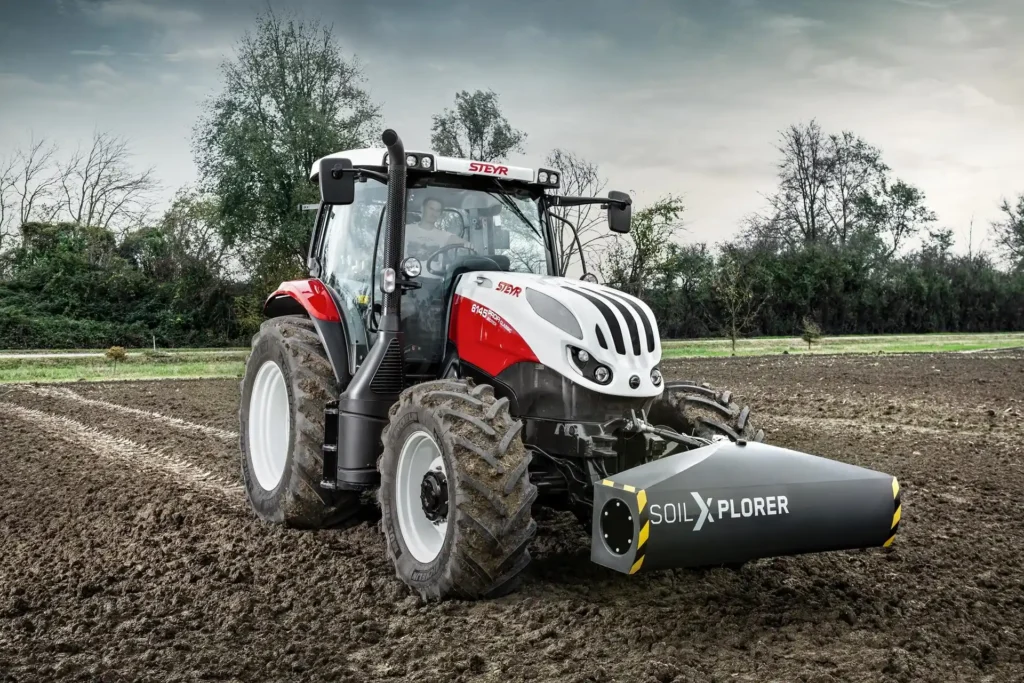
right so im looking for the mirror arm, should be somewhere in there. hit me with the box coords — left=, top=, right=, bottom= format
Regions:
left=547, top=211, right=589, bottom=277
left=550, top=195, right=631, bottom=209
left=356, top=168, right=389, bottom=184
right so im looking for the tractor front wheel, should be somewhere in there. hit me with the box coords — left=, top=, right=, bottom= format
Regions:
left=646, top=380, right=766, bottom=455
left=378, top=379, right=537, bottom=601
left=239, top=315, right=360, bottom=529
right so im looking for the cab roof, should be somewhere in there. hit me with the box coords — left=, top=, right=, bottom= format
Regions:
left=310, top=148, right=545, bottom=184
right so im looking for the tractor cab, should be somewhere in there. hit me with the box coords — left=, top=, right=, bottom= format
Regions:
left=307, top=148, right=608, bottom=380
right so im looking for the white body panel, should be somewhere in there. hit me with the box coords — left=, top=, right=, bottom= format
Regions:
left=455, top=272, right=664, bottom=398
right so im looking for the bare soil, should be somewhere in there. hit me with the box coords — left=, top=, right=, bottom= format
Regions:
left=2, top=350, right=1023, bottom=682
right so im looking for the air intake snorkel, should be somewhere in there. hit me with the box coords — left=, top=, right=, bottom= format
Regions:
left=329, top=129, right=409, bottom=491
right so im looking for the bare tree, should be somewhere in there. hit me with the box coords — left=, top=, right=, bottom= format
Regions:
left=0, top=153, right=16, bottom=253
left=760, top=120, right=831, bottom=247
left=57, top=131, right=158, bottom=233
left=13, top=136, right=61, bottom=226
left=709, top=249, right=768, bottom=355
left=821, top=131, right=887, bottom=245
left=544, top=148, right=609, bottom=276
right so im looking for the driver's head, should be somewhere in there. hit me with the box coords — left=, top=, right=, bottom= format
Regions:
left=421, top=197, right=443, bottom=227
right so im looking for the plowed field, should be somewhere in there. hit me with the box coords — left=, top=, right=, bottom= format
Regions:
left=2, top=351, right=1023, bottom=682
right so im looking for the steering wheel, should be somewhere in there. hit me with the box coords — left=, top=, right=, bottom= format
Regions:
left=424, top=243, right=479, bottom=277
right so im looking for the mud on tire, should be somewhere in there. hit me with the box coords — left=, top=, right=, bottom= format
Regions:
left=239, top=315, right=360, bottom=529
left=378, top=379, right=537, bottom=601
left=647, top=380, right=766, bottom=448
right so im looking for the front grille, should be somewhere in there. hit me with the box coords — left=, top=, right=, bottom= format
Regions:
left=562, top=285, right=654, bottom=357
left=562, top=285, right=625, bottom=354
left=605, top=291, right=655, bottom=353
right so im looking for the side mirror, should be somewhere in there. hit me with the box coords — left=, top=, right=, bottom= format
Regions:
left=319, top=158, right=355, bottom=205
left=607, top=190, right=632, bottom=234
left=493, top=227, right=511, bottom=250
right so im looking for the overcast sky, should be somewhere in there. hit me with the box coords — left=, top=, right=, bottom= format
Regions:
left=1, top=0, right=1021, bottom=252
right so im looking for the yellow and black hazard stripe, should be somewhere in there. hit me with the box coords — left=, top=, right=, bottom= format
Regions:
left=600, top=479, right=649, bottom=574
left=884, top=477, right=901, bottom=547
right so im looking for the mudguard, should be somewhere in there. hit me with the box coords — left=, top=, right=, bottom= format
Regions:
left=263, top=278, right=352, bottom=387
left=591, top=440, right=901, bottom=574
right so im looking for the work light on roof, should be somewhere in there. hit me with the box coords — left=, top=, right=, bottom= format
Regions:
left=536, top=168, right=561, bottom=189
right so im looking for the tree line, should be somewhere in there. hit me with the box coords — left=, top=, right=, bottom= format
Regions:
left=1, top=7, right=1022, bottom=350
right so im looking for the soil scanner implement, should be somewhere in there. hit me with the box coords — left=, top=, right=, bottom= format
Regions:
left=238, top=129, right=902, bottom=600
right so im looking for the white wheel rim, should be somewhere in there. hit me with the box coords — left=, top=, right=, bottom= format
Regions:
left=248, top=360, right=290, bottom=491
left=396, top=430, right=448, bottom=563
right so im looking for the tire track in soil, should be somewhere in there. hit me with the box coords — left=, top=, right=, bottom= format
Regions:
left=3, top=385, right=242, bottom=487
left=21, top=384, right=239, bottom=441
left=0, top=404, right=394, bottom=682
left=65, top=378, right=243, bottom=432
left=0, top=402, right=241, bottom=500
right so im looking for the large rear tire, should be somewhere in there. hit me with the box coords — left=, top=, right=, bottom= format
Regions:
left=646, top=380, right=766, bottom=455
left=239, top=315, right=360, bottom=529
left=378, top=379, right=537, bottom=601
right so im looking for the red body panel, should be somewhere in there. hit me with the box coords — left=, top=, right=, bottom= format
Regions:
left=266, top=278, right=341, bottom=323
left=448, top=294, right=538, bottom=377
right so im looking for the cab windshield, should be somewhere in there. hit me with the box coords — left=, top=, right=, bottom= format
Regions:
left=320, top=177, right=551, bottom=370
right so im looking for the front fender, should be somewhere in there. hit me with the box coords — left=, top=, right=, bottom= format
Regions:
left=263, top=278, right=351, bottom=388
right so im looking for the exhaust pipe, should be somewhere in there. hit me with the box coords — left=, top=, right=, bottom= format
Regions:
left=590, top=440, right=901, bottom=574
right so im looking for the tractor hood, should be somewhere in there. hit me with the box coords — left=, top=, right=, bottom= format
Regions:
left=449, top=272, right=664, bottom=398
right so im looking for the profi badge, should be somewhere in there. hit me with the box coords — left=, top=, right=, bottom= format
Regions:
left=649, top=492, right=790, bottom=531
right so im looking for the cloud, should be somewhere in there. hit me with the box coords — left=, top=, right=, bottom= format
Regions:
left=163, top=46, right=230, bottom=63
left=79, top=0, right=202, bottom=26
left=80, top=61, right=119, bottom=81
left=764, top=15, right=823, bottom=36
left=888, top=0, right=968, bottom=8
left=71, top=44, right=116, bottom=57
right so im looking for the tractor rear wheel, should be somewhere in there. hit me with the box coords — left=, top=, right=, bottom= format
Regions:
left=378, top=379, right=537, bottom=601
left=239, top=315, right=360, bottom=529
left=646, top=380, right=766, bottom=455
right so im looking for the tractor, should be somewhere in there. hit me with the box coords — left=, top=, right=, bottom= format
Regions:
left=239, top=130, right=902, bottom=601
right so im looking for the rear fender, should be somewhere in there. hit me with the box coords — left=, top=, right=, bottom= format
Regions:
left=263, top=278, right=352, bottom=388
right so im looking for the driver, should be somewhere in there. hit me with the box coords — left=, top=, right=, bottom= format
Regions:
left=405, top=196, right=472, bottom=277
left=401, top=195, right=473, bottom=360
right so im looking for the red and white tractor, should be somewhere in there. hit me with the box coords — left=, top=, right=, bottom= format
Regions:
left=239, top=130, right=902, bottom=600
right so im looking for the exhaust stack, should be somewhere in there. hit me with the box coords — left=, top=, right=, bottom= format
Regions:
left=590, top=440, right=901, bottom=574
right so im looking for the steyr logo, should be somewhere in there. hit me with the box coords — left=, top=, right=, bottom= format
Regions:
left=496, top=281, right=522, bottom=297
left=649, top=492, right=790, bottom=531
left=468, top=162, right=509, bottom=176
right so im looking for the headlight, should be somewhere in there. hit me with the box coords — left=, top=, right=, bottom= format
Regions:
left=402, top=257, right=421, bottom=278
left=525, top=288, right=582, bottom=340
left=651, top=368, right=663, bottom=386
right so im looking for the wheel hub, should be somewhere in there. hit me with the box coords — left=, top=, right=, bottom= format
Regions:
left=420, top=469, right=449, bottom=522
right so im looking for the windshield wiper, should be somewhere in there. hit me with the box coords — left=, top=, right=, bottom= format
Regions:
left=487, top=180, right=542, bottom=239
